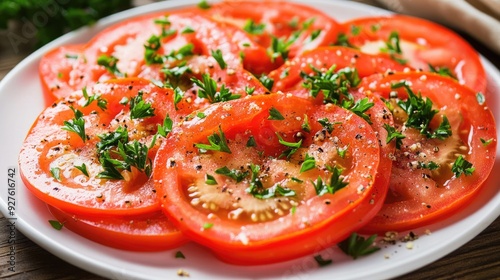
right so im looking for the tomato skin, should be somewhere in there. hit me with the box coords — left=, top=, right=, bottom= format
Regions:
left=358, top=72, right=497, bottom=233
left=341, top=15, right=487, bottom=93
left=48, top=205, right=189, bottom=251
left=154, top=94, right=384, bottom=264
left=200, top=1, right=343, bottom=73
left=39, top=12, right=267, bottom=104
left=19, top=78, right=187, bottom=216
left=269, top=46, right=408, bottom=97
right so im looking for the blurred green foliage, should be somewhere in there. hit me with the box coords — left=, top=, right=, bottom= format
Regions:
left=0, top=0, right=132, bottom=48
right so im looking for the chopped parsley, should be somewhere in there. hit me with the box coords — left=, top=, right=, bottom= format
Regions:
left=195, top=126, right=232, bottom=154
left=301, top=65, right=360, bottom=104
left=312, top=166, right=348, bottom=196
left=346, top=97, right=374, bottom=124
left=268, top=107, right=285, bottom=120
left=130, top=91, right=155, bottom=119
left=276, top=133, right=302, bottom=159
left=144, top=34, right=163, bottom=65
left=451, top=155, right=475, bottom=177
left=318, top=118, right=335, bottom=134
left=215, top=166, right=249, bottom=183
left=243, top=19, right=265, bottom=35
left=338, top=233, right=380, bottom=259
left=246, top=136, right=257, bottom=147
left=301, top=114, right=311, bottom=132
left=50, top=167, right=61, bottom=181
left=173, top=87, right=184, bottom=110
left=82, top=86, right=107, bottom=110
left=211, top=49, right=227, bottom=69
left=383, top=123, right=405, bottom=149
left=380, top=31, right=407, bottom=64
left=74, top=163, right=89, bottom=177
left=428, top=63, right=455, bottom=79
left=192, top=74, right=240, bottom=103
left=392, top=81, right=452, bottom=139
left=48, top=220, right=64, bottom=230
left=97, top=126, right=129, bottom=154
left=205, top=174, right=218, bottom=185
left=62, top=107, right=86, bottom=142
left=203, top=222, right=214, bottom=229
left=300, top=153, right=316, bottom=173
left=259, top=74, right=274, bottom=91
left=480, top=138, right=493, bottom=146
left=97, top=54, right=124, bottom=77
left=198, top=0, right=211, bottom=9
left=175, top=251, right=186, bottom=259
left=314, top=255, right=332, bottom=267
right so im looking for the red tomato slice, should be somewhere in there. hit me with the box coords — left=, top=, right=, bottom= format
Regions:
left=154, top=94, right=383, bottom=264
left=200, top=1, right=343, bottom=73
left=39, top=12, right=267, bottom=104
left=269, top=46, right=408, bottom=96
left=48, top=206, right=189, bottom=251
left=268, top=47, right=400, bottom=197
left=358, top=72, right=496, bottom=233
left=19, top=78, right=193, bottom=216
left=339, top=15, right=486, bottom=93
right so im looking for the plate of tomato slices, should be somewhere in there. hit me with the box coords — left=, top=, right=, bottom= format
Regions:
left=1, top=0, right=499, bottom=279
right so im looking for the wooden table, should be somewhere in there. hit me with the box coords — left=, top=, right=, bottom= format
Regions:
left=1, top=1, right=499, bottom=279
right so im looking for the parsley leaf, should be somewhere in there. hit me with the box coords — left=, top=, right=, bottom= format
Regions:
left=392, top=81, right=451, bottom=139
left=50, top=167, right=61, bottom=181
left=383, top=124, right=405, bottom=149
left=259, top=74, right=274, bottom=91
left=246, top=164, right=296, bottom=199
left=346, top=97, right=374, bottom=124
left=82, top=87, right=107, bottom=110
left=62, top=107, right=86, bottom=142
left=428, top=63, right=456, bottom=79
left=300, top=153, right=316, bottom=173
left=246, top=136, right=257, bottom=147
left=97, top=126, right=129, bottom=154
left=198, top=0, right=211, bottom=9
left=144, top=34, right=163, bottom=65
left=314, top=255, right=332, bottom=267
left=130, top=91, right=155, bottom=119
left=276, top=132, right=302, bottom=159
left=195, top=126, right=232, bottom=154
left=48, top=220, right=64, bottom=230
left=451, top=155, right=475, bottom=177
left=215, top=166, right=249, bottom=183
left=243, top=19, right=265, bottom=35
left=205, top=174, right=218, bottom=185
left=312, top=166, right=348, bottom=196
left=97, top=54, right=124, bottom=77
left=380, top=31, right=407, bottom=64
left=338, top=233, right=380, bottom=259
left=74, top=163, right=89, bottom=177
left=268, top=107, right=285, bottom=120
left=211, top=49, right=227, bottom=69
left=301, top=65, right=360, bottom=104
left=192, top=74, right=241, bottom=103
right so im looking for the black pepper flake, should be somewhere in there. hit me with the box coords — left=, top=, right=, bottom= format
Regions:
left=128, top=85, right=133, bottom=90
left=355, top=134, right=362, bottom=140
left=195, top=165, right=202, bottom=170
left=169, top=160, right=176, bottom=167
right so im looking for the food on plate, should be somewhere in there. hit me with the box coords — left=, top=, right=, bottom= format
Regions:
left=357, top=72, right=496, bottom=233
left=48, top=206, right=189, bottom=251
left=19, top=0, right=496, bottom=265
left=337, top=15, right=487, bottom=94
left=153, top=93, right=385, bottom=264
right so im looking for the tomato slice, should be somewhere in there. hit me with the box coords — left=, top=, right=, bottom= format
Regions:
left=357, top=72, right=497, bottom=233
left=269, top=46, right=408, bottom=96
left=200, top=1, right=343, bottom=74
left=19, top=78, right=193, bottom=216
left=48, top=205, right=189, bottom=251
left=39, top=11, right=268, bottom=104
left=269, top=46, right=399, bottom=197
left=154, top=94, right=383, bottom=264
left=339, top=15, right=486, bottom=93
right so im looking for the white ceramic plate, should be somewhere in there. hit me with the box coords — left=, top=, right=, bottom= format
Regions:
left=1, top=1, right=499, bottom=279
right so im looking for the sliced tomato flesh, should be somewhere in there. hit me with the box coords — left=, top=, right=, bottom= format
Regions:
left=19, top=78, right=192, bottom=216
left=340, top=15, right=487, bottom=93
left=154, top=93, right=383, bottom=264
left=199, top=1, right=343, bottom=74
left=358, top=72, right=496, bottom=233
left=48, top=205, right=189, bottom=251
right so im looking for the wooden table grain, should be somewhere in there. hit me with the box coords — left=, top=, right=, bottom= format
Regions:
left=1, top=1, right=499, bottom=279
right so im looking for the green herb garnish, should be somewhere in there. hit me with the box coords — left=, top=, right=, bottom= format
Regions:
left=338, top=233, right=380, bottom=259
